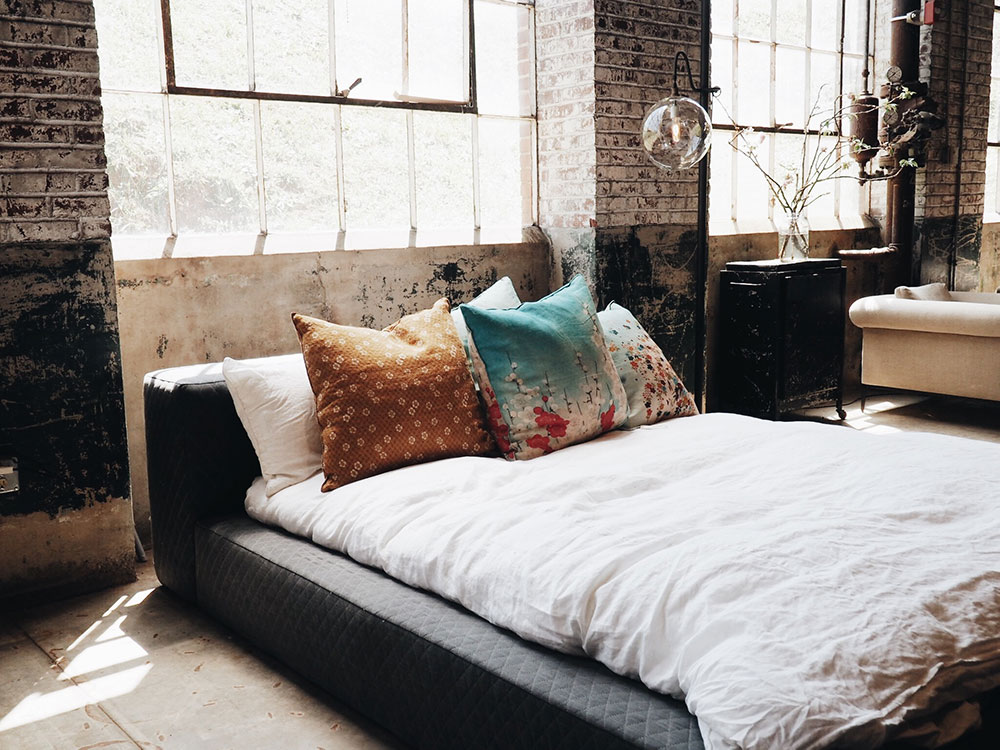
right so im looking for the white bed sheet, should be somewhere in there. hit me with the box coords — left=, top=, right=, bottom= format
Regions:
left=246, top=413, right=1000, bottom=749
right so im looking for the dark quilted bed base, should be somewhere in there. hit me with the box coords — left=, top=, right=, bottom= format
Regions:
left=195, top=515, right=704, bottom=750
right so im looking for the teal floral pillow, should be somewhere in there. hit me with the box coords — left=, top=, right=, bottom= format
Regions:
left=460, top=276, right=628, bottom=460
left=598, top=302, right=698, bottom=428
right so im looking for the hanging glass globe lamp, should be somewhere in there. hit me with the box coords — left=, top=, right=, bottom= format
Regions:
left=641, top=96, right=712, bottom=172
left=641, top=50, right=717, bottom=173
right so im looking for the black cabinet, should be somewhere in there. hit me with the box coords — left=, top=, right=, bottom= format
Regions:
left=717, top=258, right=846, bottom=420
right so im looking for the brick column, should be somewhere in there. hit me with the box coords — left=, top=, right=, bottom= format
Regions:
left=915, top=0, right=993, bottom=290
left=537, top=0, right=707, bottom=385
left=0, top=0, right=134, bottom=597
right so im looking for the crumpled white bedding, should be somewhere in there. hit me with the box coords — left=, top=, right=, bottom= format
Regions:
left=245, top=413, right=1000, bottom=749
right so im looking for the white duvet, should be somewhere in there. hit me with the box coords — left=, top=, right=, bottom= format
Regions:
left=246, top=413, right=1000, bottom=749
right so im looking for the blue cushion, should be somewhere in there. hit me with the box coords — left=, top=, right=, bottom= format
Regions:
left=460, top=276, right=628, bottom=459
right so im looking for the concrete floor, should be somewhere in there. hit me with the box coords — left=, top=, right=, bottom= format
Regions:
left=0, top=562, right=401, bottom=750
left=2, top=392, right=998, bottom=750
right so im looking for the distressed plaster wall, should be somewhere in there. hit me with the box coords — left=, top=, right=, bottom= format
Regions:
left=117, top=236, right=551, bottom=545
left=0, top=0, right=134, bottom=598
left=981, top=221, right=1000, bottom=293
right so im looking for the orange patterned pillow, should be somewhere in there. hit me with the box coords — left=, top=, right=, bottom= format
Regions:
left=292, top=299, right=495, bottom=492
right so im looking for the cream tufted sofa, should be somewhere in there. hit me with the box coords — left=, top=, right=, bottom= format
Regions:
left=848, top=291, right=1000, bottom=401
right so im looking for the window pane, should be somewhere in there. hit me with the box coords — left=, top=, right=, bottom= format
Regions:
left=171, top=0, right=249, bottom=90
left=711, top=39, right=734, bottom=125
left=737, top=40, right=770, bottom=126
left=340, top=107, right=409, bottom=229
left=408, top=0, right=466, bottom=101
left=475, top=0, right=532, bottom=117
left=990, top=13, right=1000, bottom=143
left=334, top=0, right=403, bottom=101
left=775, top=47, right=806, bottom=130
left=811, top=4, right=840, bottom=52
left=843, top=55, right=867, bottom=100
left=170, top=96, right=258, bottom=233
left=986, top=147, right=999, bottom=214
left=843, top=0, right=868, bottom=55
left=712, top=0, right=733, bottom=37
left=809, top=52, right=839, bottom=124
left=708, top=139, right=734, bottom=223
left=478, top=118, right=530, bottom=227
left=103, top=92, right=170, bottom=235
left=413, top=112, right=473, bottom=228
left=775, top=0, right=805, bottom=47
left=253, top=0, right=330, bottom=95
left=261, top=102, right=339, bottom=232
left=734, top=133, right=771, bottom=221
left=737, top=0, right=771, bottom=41
left=93, top=0, right=161, bottom=92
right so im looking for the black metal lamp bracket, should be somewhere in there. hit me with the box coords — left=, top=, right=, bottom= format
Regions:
left=673, top=50, right=721, bottom=97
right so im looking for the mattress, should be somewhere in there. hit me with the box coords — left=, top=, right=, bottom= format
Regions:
left=194, top=515, right=704, bottom=750
left=246, top=413, right=1000, bottom=749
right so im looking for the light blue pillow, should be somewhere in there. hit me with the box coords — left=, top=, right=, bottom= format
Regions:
left=598, top=302, right=699, bottom=428
left=460, top=276, right=628, bottom=460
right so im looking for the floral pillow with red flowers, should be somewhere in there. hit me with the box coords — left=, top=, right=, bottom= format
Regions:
left=598, top=302, right=698, bottom=428
left=459, top=275, right=628, bottom=460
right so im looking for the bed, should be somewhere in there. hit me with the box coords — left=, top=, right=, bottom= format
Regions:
left=145, top=360, right=1000, bottom=750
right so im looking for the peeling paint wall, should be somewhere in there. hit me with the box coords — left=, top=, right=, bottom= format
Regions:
left=116, top=236, right=551, bottom=545
left=0, top=1, right=134, bottom=599
left=0, top=240, right=134, bottom=597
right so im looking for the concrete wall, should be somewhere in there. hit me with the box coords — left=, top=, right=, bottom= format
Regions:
left=0, top=0, right=134, bottom=599
left=116, top=236, right=551, bottom=545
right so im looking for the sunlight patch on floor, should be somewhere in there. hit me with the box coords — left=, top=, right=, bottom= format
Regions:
left=0, top=664, right=151, bottom=732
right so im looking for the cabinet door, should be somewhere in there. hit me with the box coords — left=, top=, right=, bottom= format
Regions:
left=781, top=271, right=841, bottom=402
left=720, top=276, right=779, bottom=416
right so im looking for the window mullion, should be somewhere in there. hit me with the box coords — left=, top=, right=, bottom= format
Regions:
left=245, top=0, right=266, bottom=237
left=768, top=0, right=777, bottom=223
left=730, top=2, right=740, bottom=222
left=328, top=0, right=346, bottom=231
left=333, top=106, right=347, bottom=231
left=161, top=95, right=178, bottom=249
left=472, top=115, right=482, bottom=229
left=407, top=110, right=417, bottom=231
left=834, top=0, right=846, bottom=219
left=155, top=0, right=177, bottom=247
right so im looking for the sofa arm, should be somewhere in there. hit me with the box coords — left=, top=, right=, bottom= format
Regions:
left=144, top=363, right=260, bottom=601
left=849, top=295, right=1000, bottom=338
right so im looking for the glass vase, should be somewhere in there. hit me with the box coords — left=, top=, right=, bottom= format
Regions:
left=777, top=212, right=810, bottom=262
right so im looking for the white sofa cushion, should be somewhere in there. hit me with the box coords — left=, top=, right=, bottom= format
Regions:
left=849, top=295, right=1000, bottom=338
left=894, top=283, right=952, bottom=301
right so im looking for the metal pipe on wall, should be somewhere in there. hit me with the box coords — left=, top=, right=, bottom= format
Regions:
left=886, top=0, right=921, bottom=274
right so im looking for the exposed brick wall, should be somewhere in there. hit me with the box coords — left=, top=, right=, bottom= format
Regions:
left=918, top=0, right=991, bottom=221
left=914, top=0, right=993, bottom=288
left=535, top=0, right=597, bottom=229
left=0, top=0, right=132, bottom=597
left=0, top=0, right=111, bottom=243
left=593, top=0, right=702, bottom=228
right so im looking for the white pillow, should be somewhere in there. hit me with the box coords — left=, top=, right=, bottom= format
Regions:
left=222, top=354, right=323, bottom=496
left=895, top=283, right=952, bottom=301
left=451, top=276, right=522, bottom=349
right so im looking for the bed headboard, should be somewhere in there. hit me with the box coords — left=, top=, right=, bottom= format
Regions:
left=144, top=362, right=261, bottom=601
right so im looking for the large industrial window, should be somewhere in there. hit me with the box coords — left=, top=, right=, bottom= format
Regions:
left=985, top=7, right=1000, bottom=216
left=93, top=0, right=536, bottom=258
left=709, top=0, right=874, bottom=228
